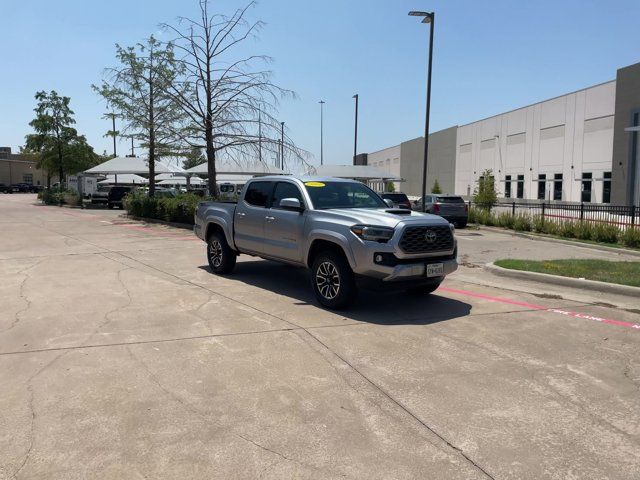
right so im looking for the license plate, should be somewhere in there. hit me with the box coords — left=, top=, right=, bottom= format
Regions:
left=426, top=263, right=443, bottom=277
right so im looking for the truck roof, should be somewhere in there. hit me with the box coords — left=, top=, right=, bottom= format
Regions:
left=245, top=175, right=360, bottom=184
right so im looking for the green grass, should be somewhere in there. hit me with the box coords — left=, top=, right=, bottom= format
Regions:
left=494, top=259, right=640, bottom=287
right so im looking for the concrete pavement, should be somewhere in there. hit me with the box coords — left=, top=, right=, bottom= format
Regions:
left=1, top=194, right=639, bottom=479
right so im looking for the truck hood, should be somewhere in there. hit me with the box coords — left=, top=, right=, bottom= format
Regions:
left=320, top=208, right=450, bottom=228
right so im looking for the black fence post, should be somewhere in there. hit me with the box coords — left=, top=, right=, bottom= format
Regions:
left=580, top=202, right=584, bottom=221
left=632, top=205, right=636, bottom=228
left=541, top=202, right=546, bottom=225
left=512, top=201, right=515, bottom=216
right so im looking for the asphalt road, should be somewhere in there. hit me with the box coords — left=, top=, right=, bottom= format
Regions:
left=1, top=194, right=639, bottom=480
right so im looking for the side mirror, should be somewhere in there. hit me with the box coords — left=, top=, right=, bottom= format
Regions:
left=279, top=197, right=304, bottom=211
left=383, top=198, right=395, bottom=208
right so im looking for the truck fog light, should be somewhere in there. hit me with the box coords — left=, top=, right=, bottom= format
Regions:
left=375, top=254, right=383, bottom=263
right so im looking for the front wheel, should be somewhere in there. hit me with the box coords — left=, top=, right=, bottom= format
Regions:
left=207, top=231, right=236, bottom=274
left=311, top=251, right=357, bottom=309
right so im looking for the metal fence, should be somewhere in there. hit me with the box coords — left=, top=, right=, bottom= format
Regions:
left=470, top=201, right=638, bottom=230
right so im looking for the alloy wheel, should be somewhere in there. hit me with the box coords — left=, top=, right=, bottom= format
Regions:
left=316, top=261, right=341, bottom=300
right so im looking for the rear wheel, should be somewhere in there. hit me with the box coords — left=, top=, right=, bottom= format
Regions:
left=405, top=281, right=441, bottom=295
left=207, top=231, right=236, bottom=274
left=311, top=250, right=357, bottom=309
left=108, top=202, right=114, bottom=209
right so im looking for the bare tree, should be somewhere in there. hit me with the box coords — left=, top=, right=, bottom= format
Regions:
left=94, top=36, right=185, bottom=196
left=162, top=0, right=309, bottom=195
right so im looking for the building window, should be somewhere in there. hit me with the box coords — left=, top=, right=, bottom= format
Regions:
left=23, top=174, right=33, bottom=185
left=581, top=172, right=592, bottom=203
left=516, top=175, right=524, bottom=199
left=553, top=174, right=563, bottom=201
left=504, top=175, right=511, bottom=198
left=537, top=174, right=546, bottom=200
left=603, top=171, right=611, bottom=204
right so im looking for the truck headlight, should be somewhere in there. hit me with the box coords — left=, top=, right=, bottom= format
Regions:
left=350, top=225, right=395, bottom=242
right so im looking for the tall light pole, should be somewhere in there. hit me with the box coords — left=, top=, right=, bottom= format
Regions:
left=258, top=109, right=263, bottom=163
left=280, top=121, right=285, bottom=170
left=319, top=100, right=325, bottom=165
left=409, top=10, right=435, bottom=212
left=353, top=94, right=359, bottom=163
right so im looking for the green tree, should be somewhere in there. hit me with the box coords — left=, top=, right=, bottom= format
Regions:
left=384, top=181, right=396, bottom=192
left=94, top=36, right=185, bottom=196
left=431, top=179, right=442, bottom=194
left=473, top=169, right=498, bottom=211
left=182, top=146, right=206, bottom=170
left=24, top=91, right=99, bottom=187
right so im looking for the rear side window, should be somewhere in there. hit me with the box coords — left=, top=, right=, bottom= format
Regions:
left=272, top=182, right=303, bottom=209
left=436, top=196, right=464, bottom=203
left=383, top=193, right=408, bottom=202
left=243, top=181, right=272, bottom=207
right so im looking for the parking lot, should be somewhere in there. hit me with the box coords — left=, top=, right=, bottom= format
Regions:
left=1, top=194, right=639, bottom=479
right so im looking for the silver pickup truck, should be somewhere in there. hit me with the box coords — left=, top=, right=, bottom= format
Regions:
left=194, top=176, right=457, bottom=309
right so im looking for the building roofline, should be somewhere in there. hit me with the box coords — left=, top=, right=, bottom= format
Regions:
left=458, top=79, right=616, bottom=128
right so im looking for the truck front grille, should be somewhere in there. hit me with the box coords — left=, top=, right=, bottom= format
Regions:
left=399, top=225, right=454, bottom=254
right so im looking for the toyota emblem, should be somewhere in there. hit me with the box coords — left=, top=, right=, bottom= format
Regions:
left=424, top=230, right=437, bottom=243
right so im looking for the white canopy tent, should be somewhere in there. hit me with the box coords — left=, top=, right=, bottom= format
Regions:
left=98, top=174, right=148, bottom=185
left=185, top=162, right=286, bottom=176
left=85, top=156, right=186, bottom=176
left=157, top=177, right=204, bottom=186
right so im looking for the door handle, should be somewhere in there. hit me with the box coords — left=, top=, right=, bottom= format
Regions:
left=237, top=212, right=246, bottom=217
left=265, top=215, right=275, bottom=221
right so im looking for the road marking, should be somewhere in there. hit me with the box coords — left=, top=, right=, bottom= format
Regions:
left=438, top=286, right=640, bottom=331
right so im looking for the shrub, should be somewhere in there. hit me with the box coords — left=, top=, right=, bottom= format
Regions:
left=512, top=213, right=532, bottom=232
left=542, top=220, right=559, bottom=236
left=574, top=221, right=593, bottom=241
left=532, top=215, right=545, bottom=233
left=621, top=227, right=640, bottom=249
left=468, top=207, right=478, bottom=224
left=496, top=212, right=515, bottom=229
left=591, top=223, right=619, bottom=244
left=475, top=209, right=496, bottom=226
left=473, top=169, right=497, bottom=211
left=431, top=179, right=442, bottom=194
left=559, top=221, right=577, bottom=238
left=123, top=191, right=200, bottom=225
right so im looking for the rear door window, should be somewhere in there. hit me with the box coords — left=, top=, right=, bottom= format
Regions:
left=243, top=181, right=272, bottom=207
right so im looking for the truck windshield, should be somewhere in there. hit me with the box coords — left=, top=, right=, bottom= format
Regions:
left=304, top=181, right=386, bottom=210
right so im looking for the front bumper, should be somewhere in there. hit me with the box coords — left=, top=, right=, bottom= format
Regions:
left=382, top=258, right=457, bottom=281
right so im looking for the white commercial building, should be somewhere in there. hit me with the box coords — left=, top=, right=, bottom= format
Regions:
left=455, top=81, right=615, bottom=203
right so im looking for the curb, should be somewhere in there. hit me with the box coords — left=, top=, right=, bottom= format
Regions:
left=124, top=215, right=193, bottom=231
left=484, top=262, right=640, bottom=298
left=474, top=225, right=640, bottom=258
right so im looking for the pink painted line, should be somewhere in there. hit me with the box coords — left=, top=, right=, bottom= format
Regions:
left=438, top=286, right=640, bottom=331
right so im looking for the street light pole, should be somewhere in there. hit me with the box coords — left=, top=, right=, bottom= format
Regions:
left=104, top=112, right=118, bottom=158
left=280, top=121, right=285, bottom=171
left=409, top=10, right=435, bottom=212
left=319, top=100, right=325, bottom=165
left=353, top=94, right=359, bottom=163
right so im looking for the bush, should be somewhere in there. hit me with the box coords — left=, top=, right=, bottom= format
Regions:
left=621, top=227, right=640, bottom=249
left=591, top=223, right=619, bottom=244
left=476, top=209, right=496, bottom=226
left=123, top=190, right=200, bottom=225
left=532, top=215, right=545, bottom=233
left=541, top=220, right=559, bottom=236
left=512, top=214, right=532, bottom=232
left=496, top=212, right=515, bottom=229
left=41, top=188, right=78, bottom=206
left=468, top=207, right=478, bottom=224
left=559, top=221, right=577, bottom=238
left=574, top=221, right=593, bottom=241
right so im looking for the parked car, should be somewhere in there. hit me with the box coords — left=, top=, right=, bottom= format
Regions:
left=381, top=192, right=412, bottom=209
left=107, top=186, right=132, bottom=209
left=194, top=176, right=457, bottom=309
left=0, top=183, right=11, bottom=194
left=414, top=194, right=468, bottom=228
left=91, top=186, right=111, bottom=205
left=10, top=183, right=33, bottom=193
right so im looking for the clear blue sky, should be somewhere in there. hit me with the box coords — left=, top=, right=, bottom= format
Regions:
left=1, top=0, right=639, bottom=168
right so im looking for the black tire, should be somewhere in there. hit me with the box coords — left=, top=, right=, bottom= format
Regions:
left=458, top=220, right=467, bottom=229
left=311, top=250, right=357, bottom=309
left=406, top=282, right=441, bottom=295
left=108, top=203, right=114, bottom=209
left=207, top=231, right=236, bottom=274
